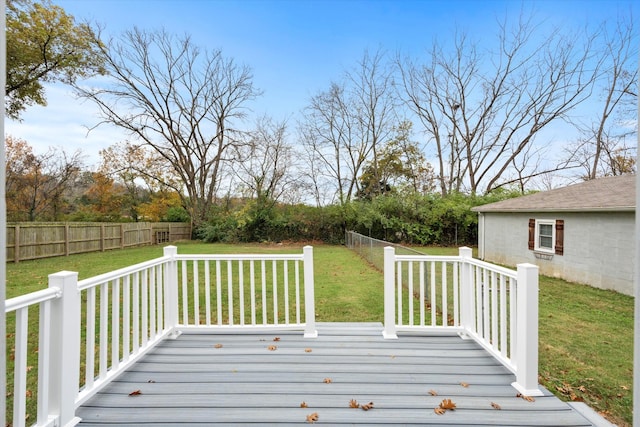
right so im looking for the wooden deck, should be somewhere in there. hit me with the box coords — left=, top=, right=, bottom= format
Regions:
left=76, top=322, right=596, bottom=426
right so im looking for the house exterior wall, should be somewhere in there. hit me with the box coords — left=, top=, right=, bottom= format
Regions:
left=479, top=211, right=634, bottom=295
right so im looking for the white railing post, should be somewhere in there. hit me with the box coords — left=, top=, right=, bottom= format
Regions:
left=382, top=246, right=398, bottom=339
left=163, top=245, right=180, bottom=338
left=48, top=271, right=82, bottom=427
left=303, top=246, right=318, bottom=338
left=458, top=247, right=473, bottom=337
left=512, top=263, right=543, bottom=396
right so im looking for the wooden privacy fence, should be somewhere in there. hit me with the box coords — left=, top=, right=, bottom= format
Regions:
left=7, top=222, right=191, bottom=263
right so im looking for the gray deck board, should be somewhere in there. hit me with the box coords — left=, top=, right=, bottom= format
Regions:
left=76, top=322, right=595, bottom=426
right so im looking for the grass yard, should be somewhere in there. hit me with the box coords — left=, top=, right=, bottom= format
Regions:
left=5, top=241, right=633, bottom=426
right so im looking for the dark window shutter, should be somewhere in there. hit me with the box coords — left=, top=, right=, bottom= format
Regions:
left=555, top=220, right=564, bottom=255
left=528, top=219, right=535, bottom=250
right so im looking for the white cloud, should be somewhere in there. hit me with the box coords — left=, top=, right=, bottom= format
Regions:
left=5, top=83, right=129, bottom=168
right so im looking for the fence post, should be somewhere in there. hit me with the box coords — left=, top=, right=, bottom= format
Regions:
left=48, top=271, right=81, bottom=426
left=382, top=246, right=398, bottom=339
left=511, top=263, right=543, bottom=397
left=15, top=224, right=20, bottom=263
left=303, top=246, right=318, bottom=338
left=163, top=245, right=181, bottom=338
left=458, top=247, right=473, bottom=337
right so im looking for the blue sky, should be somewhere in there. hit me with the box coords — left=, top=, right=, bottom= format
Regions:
left=6, top=0, right=638, bottom=167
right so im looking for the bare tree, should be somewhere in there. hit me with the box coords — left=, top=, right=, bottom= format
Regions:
left=399, top=14, right=600, bottom=195
left=233, top=116, right=300, bottom=206
left=299, top=49, right=397, bottom=205
left=570, top=15, right=637, bottom=180
left=75, top=28, right=260, bottom=225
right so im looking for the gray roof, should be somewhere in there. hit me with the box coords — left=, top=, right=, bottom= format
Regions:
left=472, top=174, right=636, bottom=213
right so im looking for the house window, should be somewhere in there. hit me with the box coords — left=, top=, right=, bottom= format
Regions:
left=528, top=218, right=564, bottom=256
left=536, top=220, right=555, bottom=252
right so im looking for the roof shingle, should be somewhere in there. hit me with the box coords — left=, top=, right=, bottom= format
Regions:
left=472, top=175, right=636, bottom=213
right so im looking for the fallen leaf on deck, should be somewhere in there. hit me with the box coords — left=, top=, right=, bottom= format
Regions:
left=434, top=407, right=446, bottom=415
left=300, top=401, right=308, bottom=408
left=267, top=345, right=277, bottom=351
left=323, top=378, right=332, bottom=383
left=361, top=402, right=374, bottom=411
left=305, top=348, right=313, bottom=353
left=428, top=389, right=438, bottom=396
left=128, top=390, right=142, bottom=396
left=439, top=398, right=456, bottom=410
left=214, top=343, right=223, bottom=348
left=491, top=402, right=501, bottom=410
left=306, top=412, right=319, bottom=423
left=273, top=337, right=281, bottom=342
left=517, top=394, right=535, bottom=402
left=460, top=382, right=469, bottom=388
left=349, top=399, right=360, bottom=408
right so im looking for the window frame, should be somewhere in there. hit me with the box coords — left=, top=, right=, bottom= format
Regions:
left=534, top=219, right=556, bottom=253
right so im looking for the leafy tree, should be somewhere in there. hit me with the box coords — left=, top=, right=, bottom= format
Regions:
left=358, top=121, right=435, bottom=198
left=98, top=141, right=184, bottom=221
left=74, top=172, right=125, bottom=221
left=5, top=0, right=105, bottom=119
left=137, top=191, right=184, bottom=222
left=5, top=135, right=84, bottom=221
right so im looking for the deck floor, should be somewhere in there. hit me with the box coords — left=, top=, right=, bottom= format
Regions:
left=76, top=322, right=595, bottom=426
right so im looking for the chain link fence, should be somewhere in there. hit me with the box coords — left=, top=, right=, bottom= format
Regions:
left=345, top=230, right=426, bottom=271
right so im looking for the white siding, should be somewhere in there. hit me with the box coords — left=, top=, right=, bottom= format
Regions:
left=480, top=211, right=634, bottom=295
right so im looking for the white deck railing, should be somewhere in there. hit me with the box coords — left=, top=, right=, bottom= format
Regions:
left=5, top=245, right=316, bottom=427
left=382, top=246, right=541, bottom=397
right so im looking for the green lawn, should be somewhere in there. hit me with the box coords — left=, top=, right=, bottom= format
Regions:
left=5, top=241, right=633, bottom=426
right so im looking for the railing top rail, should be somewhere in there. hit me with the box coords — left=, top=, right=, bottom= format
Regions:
left=465, top=257, right=517, bottom=279
left=78, top=256, right=170, bottom=291
left=174, top=254, right=304, bottom=261
left=5, top=287, right=61, bottom=313
left=394, top=254, right=461, bottom=263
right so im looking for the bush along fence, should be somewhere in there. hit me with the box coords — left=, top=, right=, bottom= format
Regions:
left=6, top=222, right=191, bottom=263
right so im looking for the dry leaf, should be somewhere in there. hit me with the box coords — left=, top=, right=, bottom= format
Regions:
left=491, top=402, right=501, bottom=410
left=267, top=345, right=277, bottom=351
left=519, top=394, right=535, bottom=402
left=214, top=343, right=223, bottom=348
left=306, top=412, right=319, bottom=423
left=361, top=402, right=374, bottom=411
left=305, top=348, right=313, bottom=353
left=439, top=398, right=457, bottom=410
left=323, top=378, right=332, bottom=383
left=128, top=390, right=142, bottom=396
left=460, top=381, right=469, bottom=388
left=273, top=337, right=281, bottom=342
left=434, top=407, right=446, bottom=415
left=25, top=389, right=32, bottom=398
left=349, top=399, right=360, bottom=408
left=428, top=389, right=438, bottom=396
left=300, top=401, right=308, bottom=408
